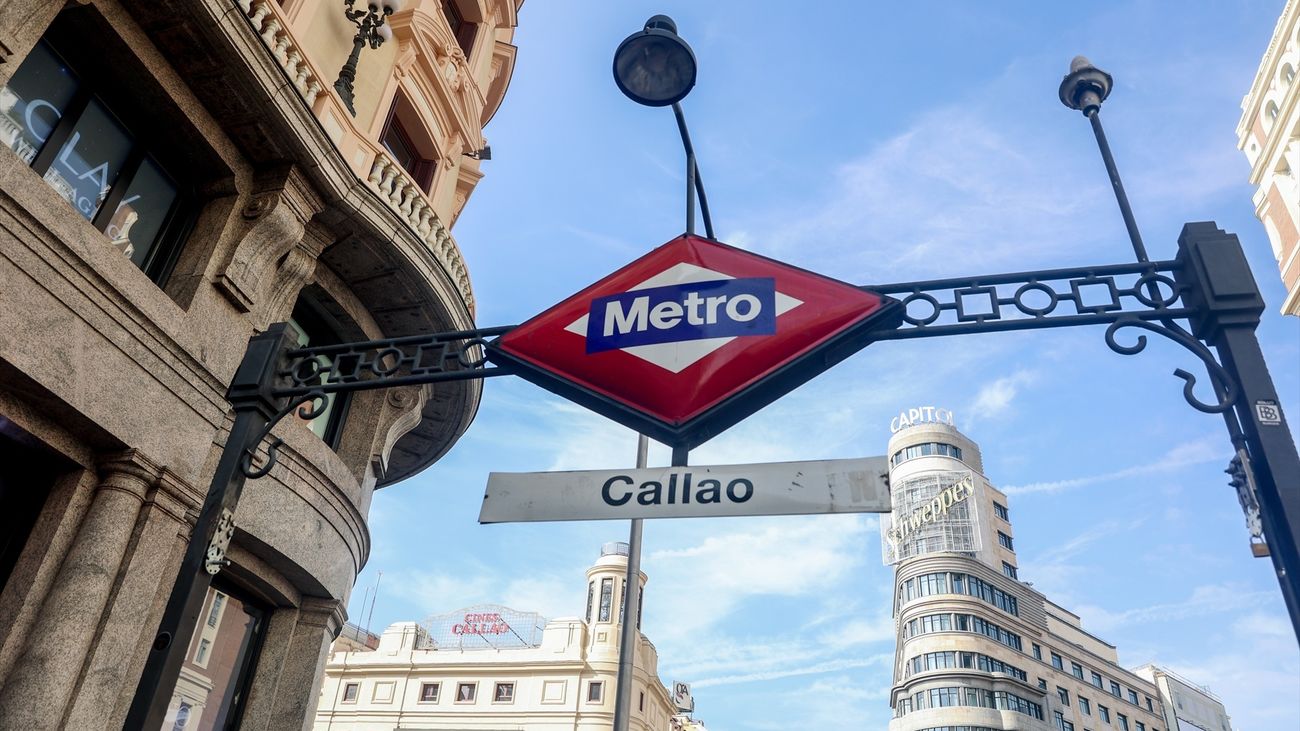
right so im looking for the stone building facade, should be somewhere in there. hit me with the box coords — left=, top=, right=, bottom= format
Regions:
left=0, top=1, right=520, bottom=729
left=313, top=543, right=701, bottom=731
left=883, top=413, right=1212, bottom=731
left=1237, top=0, right=1300, bottom=317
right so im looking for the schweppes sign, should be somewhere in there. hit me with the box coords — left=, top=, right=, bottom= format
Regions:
left=884, top=475, right=976, bottom=549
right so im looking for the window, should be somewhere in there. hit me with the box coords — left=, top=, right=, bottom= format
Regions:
left=343, top=682, right=359, bottom=703
left=171, top=702, right=191, bottom=731
left=1099, top=705, right=1111, bottom=722
left=599, top=577, right=613, bottom=622
left=1058, top=687, right=1070, bottom=705
left=1128, top=689, right=1139, bottom=705
left=1051, top=652, right=1064, bottom=671
left=638, top=691, right=645, bottom=711
left=890, top=441, right=963, bottom=466
left=1056, top=711, right=1076, bottom=731
left=1136, top=723, right=1145, bottom=731
left=419, top=682, right=439, bottom=703
left=587, top=681, right=603, bottom=702
left=207, top=593, right=225, bottom=628
left=1118, top=713, right=1129, bottom=731
left=287, top=295, right=355, bottom=447
left=456, top=682, right=477, bottom=702
left=586, top=581, right=594, bottom=623
left=1, top=36, right=194, bottom=284
left=1033, top=643, right=1042, bottom=660
left=493, top=682, right=514, bottom=703
left=1092, top=671, right=1104, bottom=688
left=1110, top=681, right=1122, bottom=697
left=994, top=502, right=1009, bottom=521
left=1003, top=561, right=1019, bottom=579
left=1145, top=696, right=1154, bottom=712
left=440, top=0, right=477, bottom=58
left=379, top=93, right=436, bottom=190
left=1080, top=696, right=1092, bottom=715
left=195, top=639, right=211, bottom=665
left=1072, top=662, right=1085, bottom=680
left=998, top=531, right=1015, bottom=550
left=169, top=583, right=268, bottom=727
left=1039, top=678, right=1048, bottom=690
left=893, top=686, right=1043, bottom=720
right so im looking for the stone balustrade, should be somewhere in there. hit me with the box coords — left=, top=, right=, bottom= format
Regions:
left=367, top=151, right=473, bottom=313
left=238, top=0, right=324, bottom=106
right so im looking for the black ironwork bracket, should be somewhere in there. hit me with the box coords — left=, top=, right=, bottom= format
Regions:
left=861, top=259, right=1238, bottom=414
left=240, top=326, right=515, bottom=478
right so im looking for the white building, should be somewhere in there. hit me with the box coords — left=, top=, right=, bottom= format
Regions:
left=313, top=543, right=705, bottom=731
left=1132, top=665, right=1234, bottom=731
left=882, top=407, right=1229, bottom=731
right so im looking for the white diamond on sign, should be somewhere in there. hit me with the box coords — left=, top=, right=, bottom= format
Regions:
left=563, top=262, right=803, bottom=373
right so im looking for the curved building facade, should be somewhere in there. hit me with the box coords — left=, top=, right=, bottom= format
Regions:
left=0, top=1, right=520, bottom=729
left=884, top=413, right=1170, bottom=731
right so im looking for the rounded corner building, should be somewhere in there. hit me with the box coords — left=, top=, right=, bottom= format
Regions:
left=884, top=408, right=1171, bottom=731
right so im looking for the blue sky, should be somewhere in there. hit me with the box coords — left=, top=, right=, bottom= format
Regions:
left=353, top=2, right=1299, bottom=729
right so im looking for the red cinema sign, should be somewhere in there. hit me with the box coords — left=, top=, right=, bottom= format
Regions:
left=487, top=235, right=901, bottom=449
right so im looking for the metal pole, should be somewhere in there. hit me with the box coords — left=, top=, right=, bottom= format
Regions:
left=612, top=434, right=649, bottom=731
left=123, top=325, right=292, bottom=729
left=1086, top=110, right=1149, bottom=264
left=1175, top=223, right=1300, bottom=642
left=671, top=102, right=715, bottom=239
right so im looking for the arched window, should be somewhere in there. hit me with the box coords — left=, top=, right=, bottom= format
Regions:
left=1283, top=63, right=1296, bottom=88
left=1266, top=101, right=1281, bottom=126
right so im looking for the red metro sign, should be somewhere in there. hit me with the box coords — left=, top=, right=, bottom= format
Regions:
left=487, top=235, right=902, bottom=449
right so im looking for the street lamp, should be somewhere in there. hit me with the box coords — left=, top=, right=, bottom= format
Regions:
left=333, top=0, right=403, bottom=116
left=613, top=15, right=714, bottom=239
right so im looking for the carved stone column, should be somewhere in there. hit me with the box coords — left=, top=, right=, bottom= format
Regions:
left=62, top=469, right=203, bottom=730
left=0, top=450, right=160, bottom=731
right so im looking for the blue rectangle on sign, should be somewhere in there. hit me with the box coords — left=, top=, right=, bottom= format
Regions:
left=586, top=277, right=777, bottom=353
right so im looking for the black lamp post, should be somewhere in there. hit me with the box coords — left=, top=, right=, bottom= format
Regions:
left=333, top=0, right=402, bottom=116
left=613, top=15, right=714, bottom=239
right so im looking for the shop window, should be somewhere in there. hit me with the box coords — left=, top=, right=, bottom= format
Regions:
left=1, top=35, right=195, bottom=284
left=161, top=582, right=268, bottom=730
left=287, top=293, right=355, bottom=449
left=379, top=93, right=436, bottom=191
left=440, top=0, right=477, bottom=59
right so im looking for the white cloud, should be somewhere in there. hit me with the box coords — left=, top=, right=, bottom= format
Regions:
left=1073, top=583, right=1276, bottom=635
left=967, top=369, right=1038, bottom=424
left=1001, top=434, right=1226, bottom=496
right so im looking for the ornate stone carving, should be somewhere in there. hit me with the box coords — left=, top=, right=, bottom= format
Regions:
left=215, top=167, right=323, bottom=314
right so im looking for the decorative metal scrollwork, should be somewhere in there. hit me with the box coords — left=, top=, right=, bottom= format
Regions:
left=276, top=326, right=513, bottom=398
left=1103, top=317, right=1237, bottom=413
left=239, top=390, right=329, bottom=478
left=864, top=258, right=1235, bottom=415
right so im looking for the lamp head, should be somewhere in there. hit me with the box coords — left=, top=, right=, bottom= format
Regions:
left=1059, top=55, right=1113, bottom=116
left=612, top=14, right=697, bottom=107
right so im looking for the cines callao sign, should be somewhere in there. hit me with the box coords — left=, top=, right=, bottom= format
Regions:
left=487, top=235, right=902, bottom=449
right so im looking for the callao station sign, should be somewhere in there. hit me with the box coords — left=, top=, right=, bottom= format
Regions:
left=480, top=234, right=901, bottom=523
